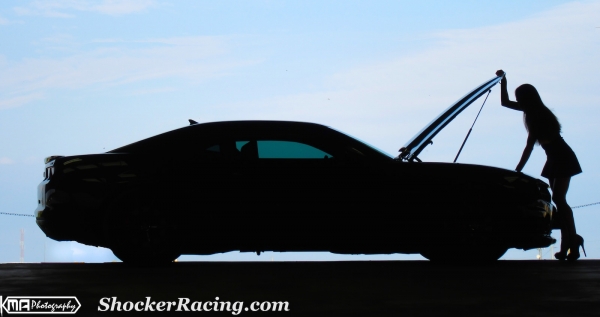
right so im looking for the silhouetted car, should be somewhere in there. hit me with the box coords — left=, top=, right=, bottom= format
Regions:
left=35, top=76, right=556, bottom=263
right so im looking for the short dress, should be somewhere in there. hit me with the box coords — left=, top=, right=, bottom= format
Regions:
left=540, top=136, right=582, bottom=179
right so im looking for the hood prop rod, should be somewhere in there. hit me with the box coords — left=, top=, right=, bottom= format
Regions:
left=453, top=89, right=492, bottom=163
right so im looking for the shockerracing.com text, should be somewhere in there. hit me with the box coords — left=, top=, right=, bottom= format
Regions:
left=98, top=297, right=290, bottom=315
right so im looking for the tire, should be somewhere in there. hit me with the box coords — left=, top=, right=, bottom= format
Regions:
left=420, top=245, right=507, bottom=263
left=103, top=188, right=181, bottom=265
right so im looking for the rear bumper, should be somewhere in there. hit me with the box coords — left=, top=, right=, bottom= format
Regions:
left=35, top=183, right=102, bottom=244
left=36, top=205, right=81, bottom=241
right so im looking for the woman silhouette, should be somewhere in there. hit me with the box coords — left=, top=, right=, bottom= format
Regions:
left=496, top=70, right=584, bottom=261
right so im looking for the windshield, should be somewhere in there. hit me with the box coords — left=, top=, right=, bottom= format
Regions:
left=329, top=127, right=394, bottom=159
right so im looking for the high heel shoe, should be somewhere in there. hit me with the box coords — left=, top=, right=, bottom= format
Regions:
left=554, top=251, right=567, bottom=261
left=567, top=234, right=586, bottom=261
left=555, top=234, right=571, bottom=261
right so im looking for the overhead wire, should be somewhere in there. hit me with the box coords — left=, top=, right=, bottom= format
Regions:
left=0, top=212, right=35, bottom=217
left=571, top=201, right=600, bottom=209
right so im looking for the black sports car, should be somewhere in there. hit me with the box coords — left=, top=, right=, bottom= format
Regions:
left=35, top=75, right=556, bottom=263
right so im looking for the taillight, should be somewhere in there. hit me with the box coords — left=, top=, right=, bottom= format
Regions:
left=43, top=155, right=63, bottom=180
left=44, top=155, right=63, bottom=164
left=44, top=166, right=55, bottom=180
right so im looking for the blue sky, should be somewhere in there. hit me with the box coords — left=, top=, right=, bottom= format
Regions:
left=0, top=0, right=599, bottom=262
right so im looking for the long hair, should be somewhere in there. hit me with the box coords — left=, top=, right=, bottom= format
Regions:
left=515, top=84, right=561, bottom=142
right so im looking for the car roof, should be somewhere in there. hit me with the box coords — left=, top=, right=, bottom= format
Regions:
left=190, top=120, right=330, bottom=130
left=108, top=120, right=393, bottom=161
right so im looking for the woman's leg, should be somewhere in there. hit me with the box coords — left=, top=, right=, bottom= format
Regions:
left=551, top=177, right=578, bottom=255
left=549, top=178, right=569, bottom=254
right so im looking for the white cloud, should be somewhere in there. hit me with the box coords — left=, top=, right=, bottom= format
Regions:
left=0, top=93, right=44, bottom=110
left=211, top=1, right=600, bottom=160
left=70, top=243, right=118, bottom=262
left=129, top=86, right=177, bottom=95
left=323, top=2, right=600, bottom=102
left=0, top=36, right=254, bottom=109
left=14, top=1, right=76, bottom=18
left=91, top=0, right=157, bottom=15
left=47, top=241, right=119, bottom=262
left=0, top=16, right=8, bottom=25
left=0, top=157, right=14, bottom=165
left=14, top=0, right=157, bottom=17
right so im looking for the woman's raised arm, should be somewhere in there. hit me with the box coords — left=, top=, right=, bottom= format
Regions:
left=496, top=70, right=521, bottom=111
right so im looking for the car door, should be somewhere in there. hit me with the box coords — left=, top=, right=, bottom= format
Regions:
left=232, top=139, right=337, bottom=252
left=160, top=140, right=252, bottom=253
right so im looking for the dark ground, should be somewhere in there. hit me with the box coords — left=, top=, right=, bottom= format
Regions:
left=1, top=260, right=599, bottom=316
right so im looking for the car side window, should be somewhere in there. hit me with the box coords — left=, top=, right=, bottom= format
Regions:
left=200, top=142, right=242, bottom=159
left=203, top=140, right=332, bottom=159
left=235, top=141, right=249, bottom=151
left=206, top=145, right=220, bottom=152
left=256, top=140, right=332, bottom=159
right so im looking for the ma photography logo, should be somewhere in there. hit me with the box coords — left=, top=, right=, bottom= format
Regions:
left=0, top=296, right=81, bottom=315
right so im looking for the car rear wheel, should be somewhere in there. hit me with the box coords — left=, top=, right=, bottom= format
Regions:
left=103, top=188, right=181, bottom=265
left=420, top=245, right=507, bottom=263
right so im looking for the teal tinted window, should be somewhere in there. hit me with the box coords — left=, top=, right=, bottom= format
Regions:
left=206, top=145, right=220, bottom=152
left=257, top=141, right=332, bottom=159
left=236, top=141, right=249, bottom=151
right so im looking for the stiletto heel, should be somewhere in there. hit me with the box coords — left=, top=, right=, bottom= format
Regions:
left=567, top=234, right=586, bottom=261
left=576, top=234, right=586, bottom=257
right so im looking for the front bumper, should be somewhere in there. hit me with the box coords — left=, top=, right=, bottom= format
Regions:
left=504, top=199, right=556, bottom=250
left=454, top=199, right=556, bottom=250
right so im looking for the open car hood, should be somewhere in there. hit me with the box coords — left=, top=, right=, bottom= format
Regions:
left=398, top=75, right=503, bottom=162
